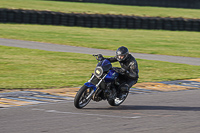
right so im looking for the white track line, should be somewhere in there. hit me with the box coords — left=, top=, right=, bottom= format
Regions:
left=32, top=108, right=141, bottom=119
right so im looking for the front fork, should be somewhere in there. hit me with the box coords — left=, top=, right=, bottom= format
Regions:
left=85, top=74, right=107, bottom=100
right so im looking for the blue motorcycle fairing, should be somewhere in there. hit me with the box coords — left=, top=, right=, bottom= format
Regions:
left=84, top=82, right=97, bottom=91
left=97, top=59, right=112, bottom=72
left=102, top=59, right=111, bottom=66
left=97, top=59, right=111, bottom=66
left=104, top=69, right=119, bottom=83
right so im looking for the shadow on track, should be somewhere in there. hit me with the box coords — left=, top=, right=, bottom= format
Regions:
left=84, top=105, right=200, bottom=111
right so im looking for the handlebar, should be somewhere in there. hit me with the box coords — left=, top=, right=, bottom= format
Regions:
left=93, top=54, right=98, bottom=60
left=93, top=54, right=104, bottom=61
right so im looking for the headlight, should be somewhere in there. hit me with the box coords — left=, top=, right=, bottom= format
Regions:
left=94, top=66, right=103, bottom=78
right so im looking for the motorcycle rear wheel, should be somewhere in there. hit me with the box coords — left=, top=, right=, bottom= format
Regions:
left=108, top=92, right=128, bottom=106
left=74, top=85, right=93, bottom=109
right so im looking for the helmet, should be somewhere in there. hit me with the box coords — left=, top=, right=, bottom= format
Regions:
left=116, top=46, right=129, bottom=61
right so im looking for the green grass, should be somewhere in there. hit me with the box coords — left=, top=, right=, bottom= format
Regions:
left=1, top=0, right=200, bottom=19
left=0, top=45, right=199, bottom=89
left=0, top=24, right=200, bottom=58
left=1, top=1, right=199, bottom=90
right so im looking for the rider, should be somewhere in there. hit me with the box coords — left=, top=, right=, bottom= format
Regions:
left=98, top=46, right=139, bottom=99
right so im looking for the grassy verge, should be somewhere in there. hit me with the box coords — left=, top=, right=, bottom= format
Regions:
left=0, top=45, right=199, bottom=89
left=0, top=24, right=200, bottom=58
left=1, top=0, right=200, bottom=19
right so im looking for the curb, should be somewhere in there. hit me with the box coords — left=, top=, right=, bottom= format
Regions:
left=36, top=78, right=200, bottom=97
left=0, top=78, right=199, bottom=108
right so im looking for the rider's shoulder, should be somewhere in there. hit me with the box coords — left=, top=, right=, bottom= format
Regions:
left=127, top=54, right=136, bottom=61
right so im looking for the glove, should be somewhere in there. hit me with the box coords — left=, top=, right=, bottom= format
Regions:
left=97, top=54, right=104, bottom=61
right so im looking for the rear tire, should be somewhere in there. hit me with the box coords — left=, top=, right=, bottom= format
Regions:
left=74, top=85, right=93, bottom=109
left=108, top=92, right=128, bottom=106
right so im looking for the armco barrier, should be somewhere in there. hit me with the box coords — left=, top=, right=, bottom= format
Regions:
left=0, top=8, right=200, bottom=31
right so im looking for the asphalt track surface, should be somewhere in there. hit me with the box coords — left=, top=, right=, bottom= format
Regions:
left=0, top=38, right=200, bottom=132
left=0, top=38, right=200, bottom=66
left=1, top=90, right=200, bottom=133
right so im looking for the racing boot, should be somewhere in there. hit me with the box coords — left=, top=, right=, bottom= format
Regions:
left=118, top=84, right=129, bottom=100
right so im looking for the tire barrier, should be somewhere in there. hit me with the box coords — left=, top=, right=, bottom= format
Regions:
left=0, top=8, right=200, bottom=31
left=52, top=0, right=200, bottom=9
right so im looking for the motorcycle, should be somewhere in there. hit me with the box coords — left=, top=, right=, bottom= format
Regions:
left=74, top=54, right=129, bottom=109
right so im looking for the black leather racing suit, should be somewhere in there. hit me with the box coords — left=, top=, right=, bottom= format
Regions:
left=107, top=54, right=139, bottom=93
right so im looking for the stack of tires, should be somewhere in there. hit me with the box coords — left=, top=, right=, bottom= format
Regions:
left=0, top=8, right=200, bottom=31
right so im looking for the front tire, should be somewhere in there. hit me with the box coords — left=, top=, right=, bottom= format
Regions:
left=108, top=92, right=128, bottom=106
left=74, top=85, right=93, bottom=109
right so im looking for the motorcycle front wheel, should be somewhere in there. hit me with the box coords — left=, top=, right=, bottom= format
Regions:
left=108, top=92, right=128, bottom=106
left=74, top=85, right=93, bottom=109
